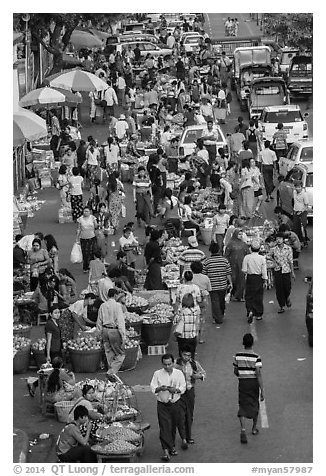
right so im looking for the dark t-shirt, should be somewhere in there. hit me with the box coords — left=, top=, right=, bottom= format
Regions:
left=87, top=298, right=103, bottom=324
left=13, top=245, right=26, bottom=268
left=45, top=319, right=61, bottom=352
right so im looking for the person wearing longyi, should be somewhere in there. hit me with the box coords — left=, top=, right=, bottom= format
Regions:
left=150, top=353, right=187, bottom=461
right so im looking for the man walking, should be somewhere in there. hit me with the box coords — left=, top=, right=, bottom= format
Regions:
left=260, top=140, right=277, bottom=202
left=242, top=240, right=268, bottom=323
left=202, top=119, right=219, bottom=163
left=203, top=242, right=232, bottom=324
left=102, top=81, right=118, bottom=122
left=150, top=353, right=187, bottom=461
left=269, top=233, right=295, bottom=314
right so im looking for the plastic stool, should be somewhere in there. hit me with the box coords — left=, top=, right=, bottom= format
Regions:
left=148, top=345, right=167, bottom=356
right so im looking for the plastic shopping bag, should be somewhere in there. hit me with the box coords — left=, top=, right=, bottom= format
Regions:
left=121, top=204, right=126, bottom=218
left=70, top=242, right=82, bottom=264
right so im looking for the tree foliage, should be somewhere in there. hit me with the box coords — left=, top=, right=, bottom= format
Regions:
left=13, top=13, right=123, bottom=74
left=264, top=13, right=313, bottom=51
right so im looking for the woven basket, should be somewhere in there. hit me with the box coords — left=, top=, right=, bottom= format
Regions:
left=13, top=345, right=31, bottom=374
left=120, top=346, right=138, bottom=372
left=141, top=321, right=172, bottom=346
left=32, top=348, right=47, bottom=369
left=69, top=348, right=102, bottom=373
left=13, top=326, right=32, bottom=339
left=125, top=320, right=143, bottom=335
left=54, top=401, right=75, bottom=423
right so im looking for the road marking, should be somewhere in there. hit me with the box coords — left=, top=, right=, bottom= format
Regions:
left=259, top=399, right=269, bottom=428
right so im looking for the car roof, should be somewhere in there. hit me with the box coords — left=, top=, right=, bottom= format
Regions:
left=182, top=124, right=225, bottom=135
left=290, top=139, right=313, bottom=148
left=263, top=104, right=301, bottom=112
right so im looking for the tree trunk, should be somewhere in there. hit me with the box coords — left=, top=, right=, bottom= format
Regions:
left=48, top=50, right=65, bottom=76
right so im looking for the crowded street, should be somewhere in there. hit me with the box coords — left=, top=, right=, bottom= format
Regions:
left=12, top=12, right=313, bottom=466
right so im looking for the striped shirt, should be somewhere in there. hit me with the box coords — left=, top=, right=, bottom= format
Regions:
left=202, top=255, right=232, bottom=291
left=233, top=351, right=262, bottom=379
left=133, top=176, right=151, bottom=194
left=179, top=248, right=206, bottom=273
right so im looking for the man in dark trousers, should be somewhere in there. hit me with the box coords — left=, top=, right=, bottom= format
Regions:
left=150, top=353, right=187, bottom=461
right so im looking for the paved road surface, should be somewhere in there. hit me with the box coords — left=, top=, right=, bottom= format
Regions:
left=13, top=13, right=313, bottom=463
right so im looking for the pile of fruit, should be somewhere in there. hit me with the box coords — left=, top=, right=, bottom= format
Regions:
left=13, top=335, right=31, bottom=356
left=67, top=335, right=102, bottom=351
left=125, top=312, right=143, bottom=324
left=115, top=404, right=138, bottom=421
left=144, top=303, right=174, bottom=319
left=96, top=426, right=141, bottom=444
left=125, top=338, right=139, bottom=349
left=92, top=440, right=137, bottom=455
left=164, top=245, right=188, bottom=264
left=125, top=294, right=148, bottom=309
left=126, top=327, right=139, bottom=339
left=161, top=264, right=179, bottom=282
left=32, top=338, right=46, bottom=351
left=13, top=323, right=31, bottom=331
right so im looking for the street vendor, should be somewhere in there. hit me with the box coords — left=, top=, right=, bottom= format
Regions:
left=106, top=251, right=134, bottom=293
left=45, top=356, right=76, bottom=403
left=56, top=406, right=97, bottom=463
left=68, top=384, right=104, bottom=422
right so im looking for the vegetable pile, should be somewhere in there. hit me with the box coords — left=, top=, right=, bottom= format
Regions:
left=67, top=335, right=102, bottom=351
left=32, top=338, right=46, bottom=351
left=92, top=440, right=137, bottom=455
left=13, top=335, right=31, bottom=357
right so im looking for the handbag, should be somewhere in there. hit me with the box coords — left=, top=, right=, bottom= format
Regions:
left=70, top=242, right=83, bottom=264
left=100, top=100, right=107, bottom=108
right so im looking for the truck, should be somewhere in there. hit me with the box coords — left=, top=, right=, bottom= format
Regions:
left=278, top=47, right=299, bottom=77
left=287, top=55, right=313, bottom=96
left=207, top=35, right=262, bottom=63
left=248, top=77, right=290, bottom=121
left=232, top=45, right=272, bottom=111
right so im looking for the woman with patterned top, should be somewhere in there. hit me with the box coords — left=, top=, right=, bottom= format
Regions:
left=174, top=293, right=200, bottom=358
left=133, top=166, right=153, bottom=226
left=269, top=233, right=295, bottom=313
left=233, top=333, right=264, bottom=444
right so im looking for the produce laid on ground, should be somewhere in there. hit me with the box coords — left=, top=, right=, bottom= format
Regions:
left=95, top=425, right=142, bottom=444
left=92, top=440, right=137, bottom=455
left=13, top=335, right=31, bottom=356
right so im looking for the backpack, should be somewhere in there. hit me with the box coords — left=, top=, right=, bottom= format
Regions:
left=247, top=129, right=257, bottom=143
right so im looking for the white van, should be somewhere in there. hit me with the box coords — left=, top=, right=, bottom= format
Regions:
left=258, top=105, right=309, bottom=144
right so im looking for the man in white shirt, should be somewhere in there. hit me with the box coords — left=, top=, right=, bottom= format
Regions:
left=242, top=240, right=268, bottom=323
left=202, top=120, right=219, bottom=163
left=18, top=232, right=44, bottom=252
left=116, top=72, right=126, bottom=107
left=115, top=114, right=129, bottom=140
left=293, top=181, right=309, bottom=245
left=260, top=140, right=277, bottom=201
left=69, top=293, right=98, bottom=331
left=102, top=81, right=118, bottom=121
left=166, top=33, right=176, bottom=49
left=150, top=353, right=187, bottom=460
left=212, top=204, right=230, bottom=251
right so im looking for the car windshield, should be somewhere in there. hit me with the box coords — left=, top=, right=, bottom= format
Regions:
left=291, top=63, right=312, bottom=75
left=185, top=37, right=201, bottom=44
left=254, top=85, right=281, bottom=95
left=305, top=173, right=313, bottom=187
left=183, top=128, right=223, bottom=144
left=300, top=146, right=313, bottom=162
left=264, top=110, right=303, bottom=123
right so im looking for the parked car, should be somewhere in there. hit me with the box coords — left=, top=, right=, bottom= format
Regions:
left=277, top=163, right=313, bottom=218
left=182, top=34, right=204, bottom=53
left=119, top=33, right=161, bottom=45
left=258, top=104, right=309, bottom=144
left=178, top=124, right=228, bottom=157
left=279, top=140, right=313, bottom=178
left=166, top=20, right=184, bottom=34
left=305, top=277, right=313, bottom=347
left=117, top=41, right=172, bottom=59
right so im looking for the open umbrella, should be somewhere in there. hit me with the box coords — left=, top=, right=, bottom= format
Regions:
left=88, top=28, right=110, bottom=41
left=70, top=30, right=103, bottom=49
left=13, top=108, right=48, bottom=147
left=48, top=68, right=108, bottom=92
left=19, top=87, right=66, bottom=108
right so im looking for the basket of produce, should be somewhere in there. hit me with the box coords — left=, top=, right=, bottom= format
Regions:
left=125, top=312, right=143, bottom=335
left=134, top=290, right=171, bottom=305
left=120, top=340, right=139, bottom=372
left=54, top=400, right=75, bottom=423
left=67, top=336, right=102, bottom=373
left=13, top=324, right=32, bottom=338
left=126, top=327, right=141, bottom=342
left=31, top=338, right=47, bottom=369
left=125, top=294, right=149, bottom=314
left=13, top=336, right=31, bottom=374
left=141, top=316, right=173, bottom=346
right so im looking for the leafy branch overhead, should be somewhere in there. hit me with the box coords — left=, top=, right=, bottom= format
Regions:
left=263, top=13, right=313, bottom=51
left=13, top=13, right=123, bottom=74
